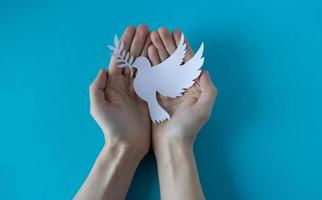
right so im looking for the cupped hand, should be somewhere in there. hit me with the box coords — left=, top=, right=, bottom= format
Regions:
left=148, top=28, right=217, bottom=149
left=89, top=25, right=152, bottom=157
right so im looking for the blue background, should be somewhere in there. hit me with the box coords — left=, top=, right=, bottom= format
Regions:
left=1, top=0, right=321, bottom=199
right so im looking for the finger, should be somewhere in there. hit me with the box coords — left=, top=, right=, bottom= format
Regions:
left=141, top=34, right=151, bottom=57
left=195, top=71, right=217, bottom=116
left=158, top=27, right=176, bottom=55
left=89, top=69, right=107, bottom=105
left=121, top=25, right=136, bottom=52
left=109, top=26, right=136, bottom=75
left=148, top=45, right=161, bottom=65
left=173, top=29, right=194, bottom=62
left=130, top=24, right=149, bottom=58
left=123, top=67, right=131, bottom=77
left=123, top=67, right=133, bottom=89
left=150, top=31, right=169, bottom=61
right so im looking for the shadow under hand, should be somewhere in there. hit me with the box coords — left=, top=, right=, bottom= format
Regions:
left=192, top=28, right=260, bottom=200
left=127, top=151, right=159, bottom=200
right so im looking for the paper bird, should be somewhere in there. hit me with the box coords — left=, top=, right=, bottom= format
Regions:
left=108, top=34, right=204, bottom=123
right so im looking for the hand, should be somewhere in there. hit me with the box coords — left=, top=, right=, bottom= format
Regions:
left=147, top=28, right=217, bottom=150
left=89, top=25, right=152, bottom=158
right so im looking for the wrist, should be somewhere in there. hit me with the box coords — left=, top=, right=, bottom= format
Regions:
left=153, top=141, right=194, bottom=161
left=102, top=141, right=146, bottom=163
left=153, top=132, right=195, bottom=155
left=153, top=126, right=198, bottom=150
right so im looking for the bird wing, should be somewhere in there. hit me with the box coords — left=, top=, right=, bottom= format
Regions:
left=156, top=34, right=187, bottom=71
left=152, top=37, right=204, bottom=98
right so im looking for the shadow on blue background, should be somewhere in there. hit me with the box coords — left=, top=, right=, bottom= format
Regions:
left=0, top=0, right=322, bottom=199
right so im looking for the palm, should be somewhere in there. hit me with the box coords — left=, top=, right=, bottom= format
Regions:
left=152, top=78, right=203, bottom=142
left=100, top=73, right=150, bottom=146
left=147, top=29, right=216, bottom=147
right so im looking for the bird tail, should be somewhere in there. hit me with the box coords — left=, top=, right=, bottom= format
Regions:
left=148, top=97, right=170, bottom=124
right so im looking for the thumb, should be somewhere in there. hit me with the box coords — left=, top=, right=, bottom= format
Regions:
left=89, top=68, right=107, bottom=105
left=195, top=71, right=217, bottom=118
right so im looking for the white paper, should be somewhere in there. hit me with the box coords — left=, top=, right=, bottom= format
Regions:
left=109, top=34, right=204, bottom=123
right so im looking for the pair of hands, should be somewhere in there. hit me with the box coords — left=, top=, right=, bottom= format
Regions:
left=89, top=25, right=217, bottom=160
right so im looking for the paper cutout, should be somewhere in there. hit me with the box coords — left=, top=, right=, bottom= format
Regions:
left=108, top=34, right=204, bottom=123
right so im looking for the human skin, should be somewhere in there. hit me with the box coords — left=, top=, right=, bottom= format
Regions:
left=148, top=27, right=217, bottom=200
left=74, top=25, right=217, bottom=200
left=74, top=25, right=151, bottom=200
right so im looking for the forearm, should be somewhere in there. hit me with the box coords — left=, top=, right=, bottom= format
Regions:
left=74, top=142, right=142, bottom=200
left=154, top=142, right=205, bottom=200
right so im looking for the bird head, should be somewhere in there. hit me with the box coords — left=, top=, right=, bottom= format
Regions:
left=131, top=56, right=151, bottom=72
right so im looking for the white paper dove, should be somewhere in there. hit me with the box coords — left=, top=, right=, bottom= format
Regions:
left=108, top=34, right=204, bottom=123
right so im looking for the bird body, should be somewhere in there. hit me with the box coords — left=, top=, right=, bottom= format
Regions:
left=110, top=34, right=204, bottom=123
left=133, top=61, right=171, bottom=123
